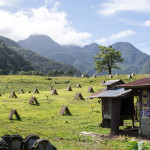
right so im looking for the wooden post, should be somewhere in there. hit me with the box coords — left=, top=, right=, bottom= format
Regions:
left=110, top=99, right=121, bottom=136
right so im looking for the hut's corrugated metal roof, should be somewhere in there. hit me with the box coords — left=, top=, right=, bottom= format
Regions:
left=87, top=88, right=132, bottom=98
left=118, top=77, right=150, bottom=88
left=103, top=79, right=124, bottom=86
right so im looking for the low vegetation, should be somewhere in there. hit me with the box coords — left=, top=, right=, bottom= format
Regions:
left=0, top=74, right=150, bottom=149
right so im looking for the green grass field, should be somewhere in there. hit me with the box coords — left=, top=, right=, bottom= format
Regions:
left=0, top=75, right=150, bottom=150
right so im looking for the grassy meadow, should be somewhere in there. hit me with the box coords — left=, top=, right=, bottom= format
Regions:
left=0, top=74, right=150, bottom=150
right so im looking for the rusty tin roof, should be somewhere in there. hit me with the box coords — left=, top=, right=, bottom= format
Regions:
left=118, top=77, right=150, bottom=88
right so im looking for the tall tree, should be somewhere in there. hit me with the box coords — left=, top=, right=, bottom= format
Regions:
left=94, top=45, right=123, bottom=75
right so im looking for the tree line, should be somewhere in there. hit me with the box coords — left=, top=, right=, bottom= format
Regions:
left=0, top=69, right=75, bottom=77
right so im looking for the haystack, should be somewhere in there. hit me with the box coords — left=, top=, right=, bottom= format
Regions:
left=127, top=75, right=132, bottom=79
left=29, top=97, right=39, bottom=105
left=33, top=88, right=39, bottom=94
left=51, top=89, right=58, bottom=95
left=66, top=86, right=72, bottom=91
left=109, top=75, right=113, bottom=78
left=88, top=87, right=94, bottom=93
left=76, top=83, right=81, bottom=88
left=101, top=80, right=105, bottom=85
left=49, top=86, right=53, bottom=91
left=81, top=74, right=84, bottom=78
left=8, top=109, right=21, bottom=120
left=59, top=105, right=71, bottom=115
left=9, top=91, right=17, bottom=98
left=92, top=75, right=96, bottom=78
left=18, top=88, right=24, bottom=94
left=74, top=93, right=84, bottom=100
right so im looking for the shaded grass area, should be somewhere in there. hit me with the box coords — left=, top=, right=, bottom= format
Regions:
left=0, top=74, right=150, bottom=149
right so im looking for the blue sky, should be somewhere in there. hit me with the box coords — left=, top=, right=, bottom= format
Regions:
left=0, top=0, right=150, bottom=54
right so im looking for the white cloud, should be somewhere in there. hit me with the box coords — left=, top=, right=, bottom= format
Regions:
left=0, top=0, right=21, bottom=7
left=143, top=20, right=150, bottom=26
left=98, top=0, right=150, bottom=16
left=96, top=30, right=135, bottom=44
left=0, top=1, right=92, bottom=46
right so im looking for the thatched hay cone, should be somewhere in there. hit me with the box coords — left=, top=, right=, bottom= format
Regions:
left=59, top=105, right=72, bottom=115
left=87, top=87, right=94, bottom=93
left=18, top=88, right=24, bottom=94
left=33, top=88, right=39, bottom=94
left=74, top=93, right=84, bottom=100
left=76, top=83, right=81, bottom=88
left=66, top=86, right=72, bottom=91
left=8, top=109, right=21, bottom=120
left=51, top=89, right=58, bottom=95
left=29, top=97, right=39, bottom=105
left=9, top=91, right=17, bottom=98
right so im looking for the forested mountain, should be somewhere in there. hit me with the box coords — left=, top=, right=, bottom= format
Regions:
left=18, top=34, right=150, bottom=75
left=18, top=35, right=97, bottom=74
left=0, top=36, right=82, bottom=76
left=18, top=34, right=64, bottom=56
left=0, top=40, right=34, bottom=74
left=112, top=42, right=150, bottom=74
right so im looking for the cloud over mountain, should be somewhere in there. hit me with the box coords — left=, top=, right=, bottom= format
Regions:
left=0, top=1, right=91, bottom=46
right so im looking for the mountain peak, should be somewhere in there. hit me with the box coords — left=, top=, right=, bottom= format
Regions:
left=112, top=41, right=141, bottom=54
left=29, top=34, right=53, bottom=40
left=18, top=34, right=64, bottom=55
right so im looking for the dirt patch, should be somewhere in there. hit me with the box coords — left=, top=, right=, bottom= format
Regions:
left=80, top=129, right=150, bottom=142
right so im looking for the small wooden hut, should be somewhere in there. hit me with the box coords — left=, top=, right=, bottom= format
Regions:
left=118, top=77, right=150, bottom=137
left=87, top=79, right=134, bottom=136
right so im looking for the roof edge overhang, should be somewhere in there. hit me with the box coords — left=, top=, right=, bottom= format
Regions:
left=118, top=85, right=150, bottom=89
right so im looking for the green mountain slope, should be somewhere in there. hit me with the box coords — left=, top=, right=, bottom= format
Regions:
left=18, top=35, right=97, bottom=74
left=17, top=34, right=150, bottom=75
left=0, top=40, right=34, bottom=74
left=112, top=42, right=150, bottom=74
left=0, top=36, right=82, bottom=76
left=18, top=34, right=64, bottom=56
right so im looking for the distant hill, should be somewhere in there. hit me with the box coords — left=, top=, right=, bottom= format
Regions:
left=0, top=36, right=82, bottom=76
left=18, top=35, right=97, bottom=74
left=17, top=34, right=150, bottom=75
left=112, top=42, right=150, bottom=74
left=18, top=34, right=64, bottom=56
left=0, top=40, right=34, bottom=74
